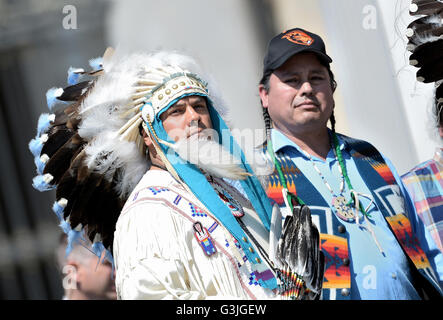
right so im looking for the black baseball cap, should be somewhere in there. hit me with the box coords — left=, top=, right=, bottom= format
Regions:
left=261, top=28, right=333, bottom=81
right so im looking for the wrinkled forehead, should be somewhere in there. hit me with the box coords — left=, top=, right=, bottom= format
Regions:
left=156, top=92, right=210, bottom=121
left=148, top=73, right=208, bottom=117
left=140, top=71, right=211, bottom=125
left=171, top=95, right=207, bottom=109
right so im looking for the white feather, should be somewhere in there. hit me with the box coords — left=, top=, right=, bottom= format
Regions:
left=76, top=50, right=237, bottom=198
left=84, top=131, right=148, bottom=197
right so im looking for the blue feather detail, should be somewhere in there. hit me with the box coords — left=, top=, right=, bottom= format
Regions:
left=90, top=242, right=114, bottom=274
left=46, top=87, right=64, bottom=110
left=52, top=201, right=65, bottom=221
left=91, top=241, right=105, bottom=258
left=32, top=174, right=55, bottom=192
left=66, top=229, right=84, bottom=257
left=59, top=220, right=71, bottom=234
left=67, top=67, right=84, bottom=85
left=28, top=137, right=43, bottom=157
left=37, top=113, right=54, bottom=136
left=34, top=156, right=46, bottom=175
left=88, top=57, right=103, bottom=71
left=104, top=249, right=115, bottom=267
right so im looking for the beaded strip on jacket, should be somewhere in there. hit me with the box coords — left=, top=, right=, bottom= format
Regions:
left=206, top=176, right=271, bottom=264
left=208, top=175, right=312, bottom=300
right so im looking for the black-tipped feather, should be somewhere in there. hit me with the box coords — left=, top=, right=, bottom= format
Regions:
left=407, top=10, right=443, bottom=30
left=43, top=134, right=85, bottom=184
left=436, top=83, right=442, bottom=101
left=409, top=39, right=443, bottom=67
left=96, top=172, right=122, bottom=250
left=417, top=59, right=443, bottom=82
left=276, top=204, right=325, bottom=299
left=31, top=55, right=126, bottom=254
left=52, top=108, right=70, bottom=127
left=65, top=165, right=93, bottom=229
left=407, top=20, right=443, bottom=44
left=410, top=1, right=443, bottom=16
left=41, top=126, right=75, bottom=158
left=83, top=174, right=107, bottom=243
left=57, top=81, right=92, bottom=102
left=55, top=148, right=86, bottom=201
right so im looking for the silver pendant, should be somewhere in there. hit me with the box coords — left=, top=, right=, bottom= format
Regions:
left=332, top=196, right=355, bottom=222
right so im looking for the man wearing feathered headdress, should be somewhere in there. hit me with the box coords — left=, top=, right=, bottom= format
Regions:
left=29, top=50, right=324, bottom=300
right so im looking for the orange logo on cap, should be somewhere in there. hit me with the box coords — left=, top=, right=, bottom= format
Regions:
left=282, top=30, right=314, bottom=46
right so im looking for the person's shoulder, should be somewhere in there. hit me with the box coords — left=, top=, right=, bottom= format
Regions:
left=138, top=169, right=176, bottom=186
left=401, top=158, right=435, bottom=179
left=119, top=170, right=179, bottom=214
left=335, top=131, right=370, bottom=144
left=335, top=132, right=378, bottom=151
left=117, top=180, right=186, bottom=231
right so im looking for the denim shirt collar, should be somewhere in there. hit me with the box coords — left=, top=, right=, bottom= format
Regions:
left=271, top=128, right=347, bottom=162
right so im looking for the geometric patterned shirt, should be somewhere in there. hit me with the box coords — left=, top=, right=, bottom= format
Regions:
left=402, top=148, right=443, bottom=254
left=270, top=129, right=443, bottom=299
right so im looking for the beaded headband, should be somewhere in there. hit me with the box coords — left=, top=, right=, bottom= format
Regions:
left=141, top=72, right=209, bottom=123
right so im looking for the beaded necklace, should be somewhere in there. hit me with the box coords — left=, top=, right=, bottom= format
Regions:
left=301, top=134, right=357, bottom=222
left=267, top=131, right=384, bottom=253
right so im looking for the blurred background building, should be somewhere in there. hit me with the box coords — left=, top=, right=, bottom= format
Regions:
left=0, top=0, right=438, bottom=299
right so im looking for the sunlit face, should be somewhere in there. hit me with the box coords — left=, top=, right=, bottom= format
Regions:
left=259, top=52, right=334, bottom=136
left=160, top=95, right=213, bottom=142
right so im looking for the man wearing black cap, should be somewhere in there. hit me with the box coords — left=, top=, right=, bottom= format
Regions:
left=258, top=28, right=443, bottom=300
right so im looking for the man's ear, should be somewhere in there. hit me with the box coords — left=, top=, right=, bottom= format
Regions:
left=258, top=84, right=269, bottom=109
left=142, top=127, right=153, bottom=147
left=142, top=127, right=158, bottom=159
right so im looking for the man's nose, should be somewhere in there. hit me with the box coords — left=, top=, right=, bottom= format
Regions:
left=186, top=106, right=201, bottom=124
left=299, top=80, right=314, bottom=96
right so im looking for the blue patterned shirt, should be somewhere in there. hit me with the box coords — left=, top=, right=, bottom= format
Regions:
left=271, top=128, right=443, bottom=299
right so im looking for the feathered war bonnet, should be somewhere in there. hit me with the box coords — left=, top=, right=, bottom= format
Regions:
left=29, top=49, right=276, bottom=288
left=406, top=0, right=443, bottom=123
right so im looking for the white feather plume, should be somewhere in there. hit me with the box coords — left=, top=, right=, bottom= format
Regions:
left=75, top=50, right=234, bottom=197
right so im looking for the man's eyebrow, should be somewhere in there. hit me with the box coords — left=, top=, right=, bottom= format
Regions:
left=189, top=96, right=206, bottom=104
left=172, top=100, right=186, bottom=108
left=310, top=69, right=327, bottom=74
left=168, top=97, right=207, bottom=113
left=173, top=96, right=206, bottom=107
